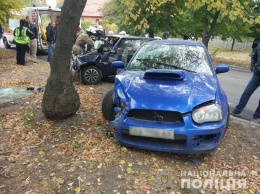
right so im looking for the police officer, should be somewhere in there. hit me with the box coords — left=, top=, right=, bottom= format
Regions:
left=13, top=19, right=33, bottom=65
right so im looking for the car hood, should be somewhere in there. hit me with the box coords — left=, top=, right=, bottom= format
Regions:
left=115, top=70, right=217, bottom=113
left=77, top=50, right=100, bottom=64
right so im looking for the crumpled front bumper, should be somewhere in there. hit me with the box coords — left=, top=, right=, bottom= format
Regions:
left=110, top=114, right=228, bottom=154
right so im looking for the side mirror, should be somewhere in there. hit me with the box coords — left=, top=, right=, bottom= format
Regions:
left=112, top=61, right=124, bottom=68
left=215, top=65, right=229, bottom=74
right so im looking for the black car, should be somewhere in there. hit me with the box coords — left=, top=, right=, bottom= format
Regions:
left=73, top=35, right=155, bottom=85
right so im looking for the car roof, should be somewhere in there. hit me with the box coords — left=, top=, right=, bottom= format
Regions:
left=24, top=7, right=62, bottom=12
left=145, top=39, right=205, bottom=47
left=106, top=35, right=155, bottom=39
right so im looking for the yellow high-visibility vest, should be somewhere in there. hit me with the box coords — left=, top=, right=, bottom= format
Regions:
left=14, top=27, right=30, bottom=44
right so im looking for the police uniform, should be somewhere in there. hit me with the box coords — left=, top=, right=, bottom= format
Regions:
left=14, top=20, right=33, bottom=65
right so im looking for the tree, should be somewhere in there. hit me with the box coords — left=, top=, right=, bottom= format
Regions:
left=0, top=0, right=22, bottom=26
left=81, top=19, right=92, bottom=31
left=184, top=0, right=260, bottom=48
left=102, top=0, right=183, bottom=37
left=103, top=0, right=260, bottom=48
left=57, top=0, right=65, bottom=7
left=246, top=1, right=260, bottom=39
left=42, top=0, right=87, bottom=120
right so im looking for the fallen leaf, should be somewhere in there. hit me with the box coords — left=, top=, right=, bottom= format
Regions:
left=249, top=189, right=254, bottom=194
left=77, top=176, right=84, bottom=182
left=121, top=147, right=127, bottom=151
left=252, top=155, right=258, bottom=160
left=39, top=150, right=45, bottom=156
left=68, top=168, right=75, bottom=172
left=75, top=187, right=81, bottom=194
left=251, top=170, right=258, bottom=176
left=120, top=160, right=126, bottom=165
left=127, top=167, right=133, bottom=174
left=97, top=163, right=102, bottom=169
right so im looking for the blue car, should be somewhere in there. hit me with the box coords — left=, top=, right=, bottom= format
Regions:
left=102, top=40, right=229, bottom=154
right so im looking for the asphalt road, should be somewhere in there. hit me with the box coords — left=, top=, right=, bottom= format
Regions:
left=1, top=40, right=259, bottom=121
left=218, top=67, right=259, bottom=121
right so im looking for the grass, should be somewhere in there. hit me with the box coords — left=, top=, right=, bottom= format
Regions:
left=208, top=46, right=251, bottom=68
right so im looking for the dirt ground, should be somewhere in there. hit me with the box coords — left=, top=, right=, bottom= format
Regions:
left=0, top=49, right=259, bottom=194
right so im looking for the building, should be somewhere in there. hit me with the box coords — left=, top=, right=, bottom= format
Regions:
left=81, top=0, right=108, bottom=25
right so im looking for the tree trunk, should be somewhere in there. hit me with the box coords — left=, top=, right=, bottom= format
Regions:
left=202, top=10, right=220, bottom=49
left=231, top=38, right=235, bottom=51
left=42, top=0, right=87, bottom=120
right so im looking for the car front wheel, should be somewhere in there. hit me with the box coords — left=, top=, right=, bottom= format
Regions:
left=81, top=66, right=102, bottom=85
left=3, top=38, right=11, bottom=49
left=102, top=89, right=116, bottom=121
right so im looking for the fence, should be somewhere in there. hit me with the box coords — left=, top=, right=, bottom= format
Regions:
left=208, top=37, right=253, bottom=51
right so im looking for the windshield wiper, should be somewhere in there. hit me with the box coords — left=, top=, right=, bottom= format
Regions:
left=155, top=62, right=195, bottom=72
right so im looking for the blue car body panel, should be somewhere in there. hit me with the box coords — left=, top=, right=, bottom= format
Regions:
left=107, top=40, right=229, bottom=154
left=114, top=71, right=217, bottom=113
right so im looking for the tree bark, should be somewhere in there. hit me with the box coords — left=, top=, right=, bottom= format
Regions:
left=42, top=0, right=87, bottom=120
left=202, top=10, right=220, bottom=49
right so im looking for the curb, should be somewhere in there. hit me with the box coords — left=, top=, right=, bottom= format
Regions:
left=228, top=65, right=251, bottom=73
left=230, top=115, right=260, bottom=127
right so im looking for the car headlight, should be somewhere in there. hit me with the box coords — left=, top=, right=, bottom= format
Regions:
left=192, top=104, right=222, bottom=124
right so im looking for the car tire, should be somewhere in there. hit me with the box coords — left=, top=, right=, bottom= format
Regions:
left=81, top=66, right=102, bottom=85
left=102, top=89, right=116, bottom=121
left=3, top=38, right=11, bottom=49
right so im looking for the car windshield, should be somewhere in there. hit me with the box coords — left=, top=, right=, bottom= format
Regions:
left=128, top=44, right=213, bottom=75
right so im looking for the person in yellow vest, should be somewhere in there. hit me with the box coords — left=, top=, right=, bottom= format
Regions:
left=13, top=19, right=33, bottom=65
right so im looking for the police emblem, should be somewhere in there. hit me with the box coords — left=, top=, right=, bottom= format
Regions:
left=156, top=171, right=173, bottom=189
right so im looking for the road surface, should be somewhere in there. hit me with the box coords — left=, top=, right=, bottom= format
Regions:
left=218, top=67, right=259, bottom=121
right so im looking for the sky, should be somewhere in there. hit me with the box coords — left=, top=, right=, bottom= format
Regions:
left=46, top=0, right=57, bottom=8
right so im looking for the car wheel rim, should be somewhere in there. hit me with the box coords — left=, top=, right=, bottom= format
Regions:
left=84, top=68, right=99, bottom=83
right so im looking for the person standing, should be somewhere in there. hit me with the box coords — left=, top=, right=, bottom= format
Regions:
left=72, top=26, right=96, bottom=55
left=13, top=19, right=33, bottom=66
left=96, top=25, right=105, bottom=40
left=250, top=38, right=260, bottom=57
left=46, top=21, right=57, bottom=62
left=25, top=16, right=38, bottom=63
left=231, top=43, right=260, bottom=123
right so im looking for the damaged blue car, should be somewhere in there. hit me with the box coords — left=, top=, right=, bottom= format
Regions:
left=102, top=40, right=229, bottom=154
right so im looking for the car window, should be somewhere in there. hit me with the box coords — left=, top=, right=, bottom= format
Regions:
left=117, top=39, right=146, bottom=54
left=128, top=44, right=213, bottom=75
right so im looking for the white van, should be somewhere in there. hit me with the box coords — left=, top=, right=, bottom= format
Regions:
left=3, top=6, right=61, bottom=51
